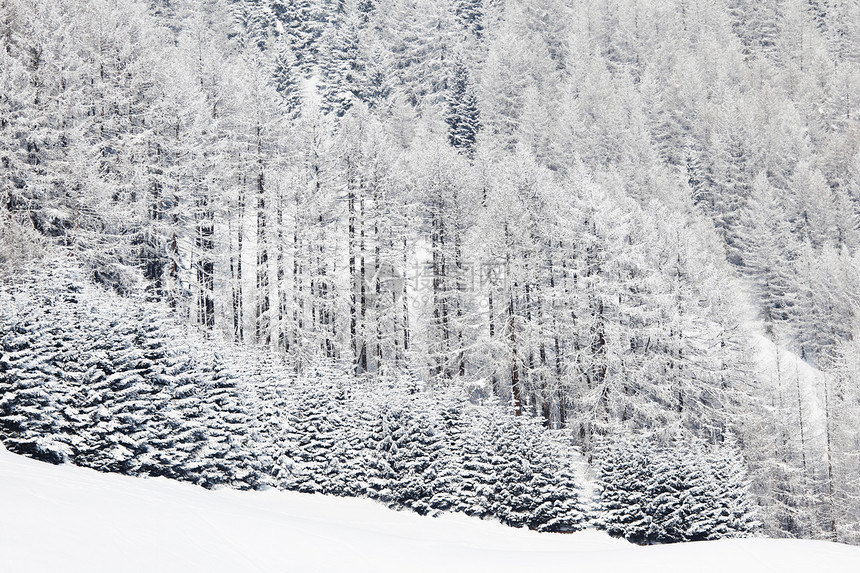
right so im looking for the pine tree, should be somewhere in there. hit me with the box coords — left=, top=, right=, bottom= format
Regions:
left=317, top=8, right=364, bottom=117
left=0, top=306, right=76, bottom=464
left=271, top=0, right=325, bottom=74
left=454, top=0, right=483, bottom=39
left=598, top=433, right=758, bottom=543
left=708, top=432, right=760, bottom=538
left=737, top=172, right=798, bottom=333
left=596, top=436, right=654, bottom=543
left=528, top=430, right=584, bottom=532
left=445, top=61, right=480, bottom=157
left=273, top=36, right=304, bottom=118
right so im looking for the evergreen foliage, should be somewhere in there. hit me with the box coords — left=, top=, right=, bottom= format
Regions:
left=445, top=61, right=481, bottom=156
left=0, top=263, right=585, bottom=531
left=596, top=433, right=759, bottom=544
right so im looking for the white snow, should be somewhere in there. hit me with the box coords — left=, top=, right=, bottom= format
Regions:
left=751, top=332, right=828, bottom=437
left=1, top=445, right=858, bottom=573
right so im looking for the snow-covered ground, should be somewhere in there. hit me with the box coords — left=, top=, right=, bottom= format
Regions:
left=1, top=445, right=857, bottom=573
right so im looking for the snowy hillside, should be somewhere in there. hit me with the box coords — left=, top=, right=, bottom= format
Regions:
left=2, top=446, right=858, bottom=573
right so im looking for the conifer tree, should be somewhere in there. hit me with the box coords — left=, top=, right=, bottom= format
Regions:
left=445, top=61, right=481, bottom=157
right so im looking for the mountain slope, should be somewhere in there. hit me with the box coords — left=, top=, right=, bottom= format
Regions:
left=1, top=444, right=857, bottom=573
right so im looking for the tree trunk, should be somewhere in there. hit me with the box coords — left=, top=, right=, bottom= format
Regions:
left=509, top=294, right=521, bottom=417
left=348, top=164, right=358, bottom=374
left=822, top=370, right=838, bottom=541
left=195, top=189, right=215, bottom=329
left=277, top=186, right=287, bottom=352
left=235, top=174, right=245, bottom=342
left=358, top=194, right=368, bottom=372
left=255, top=126, right=270, bottom=345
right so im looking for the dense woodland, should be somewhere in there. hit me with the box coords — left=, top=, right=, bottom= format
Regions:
left=0, top=261, right=756, bottom=540
left=2, top=0, right=860, bottom=544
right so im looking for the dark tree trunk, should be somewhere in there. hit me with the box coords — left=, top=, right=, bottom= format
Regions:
left=195, top=190, right=215, bottom=329
left=255, top=126, right=270, bottom=345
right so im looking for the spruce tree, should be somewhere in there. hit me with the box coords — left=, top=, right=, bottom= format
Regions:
left=445, top=61, right=480, bottom=157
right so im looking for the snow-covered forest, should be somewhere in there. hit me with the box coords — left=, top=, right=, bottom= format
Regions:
left=2, top=0, right=860, bottom=546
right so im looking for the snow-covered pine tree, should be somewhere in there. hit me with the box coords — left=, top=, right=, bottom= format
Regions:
left=272, top=35, right=304, bottom=118
left=596, top=435, right=654, bottom=542
left=445, top=60, right=480, bottom=157
left=598, top=433, right=759, bottom=544
left=707, top=432, right=760, bottom=538
left=527, top=426, right=584, bottom=532
left=274, top=378, right=344, bottom=493
left=0, top=302, right=75, bottom=464
left=484, top=413, right=539, bottom=528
